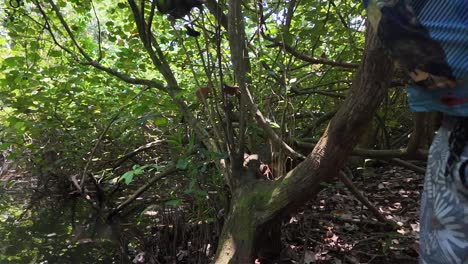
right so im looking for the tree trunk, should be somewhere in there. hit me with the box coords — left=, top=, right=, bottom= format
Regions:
left=213, top=187, right=259, bottom=263
left=214, top=28, right=393, bottom=263
left=253, top=220, right=282, bottom=263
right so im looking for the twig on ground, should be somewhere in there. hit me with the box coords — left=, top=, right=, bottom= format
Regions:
left=338, top=169, right=393, bottom=224
left=391, top=158, right=426, bottom=174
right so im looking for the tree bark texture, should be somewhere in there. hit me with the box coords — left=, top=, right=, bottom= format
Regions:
left=266, top=28, right=393, bottom=218
left=213, top=28, right=393, bottom=263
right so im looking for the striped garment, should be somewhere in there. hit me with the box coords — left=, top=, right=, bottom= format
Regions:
left=364, top=0, right=468, bottom=116
left=363, top=1, right=468, bottom=263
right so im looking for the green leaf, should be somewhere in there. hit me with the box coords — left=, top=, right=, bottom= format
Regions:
left=154, top=116, right=168, bottom=126
left=176, top=158, right=189, bottom=170
left=133, top=104, right=149, bottom=116
left=148, top=164, right=163, bottom=171
left=0, top=143, right=11, bottom=150
left=133, top=167, right=143, bottom=175
left=165, top=199, right=182, bottom=206
left=120, top=171, right=134, bottom=185
left=2, top=56, right=25, bottom=67
left=49, top=50, right=63, bottom=58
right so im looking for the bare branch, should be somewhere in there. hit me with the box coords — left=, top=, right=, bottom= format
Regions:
left=108, top=165, right=178, bottom=218
left=226, top=0, right=304, bottom=161
left=205, top=0, right=228, bottom=30
left=263, top=35, right=359, bottom=69
left=245, top=88, right=305, bottom=160
left=290, top=88, right=346, bottom=99
left=34, top=1, right=165, bottom=90
left=338, top=168, right=391, bottom=224
left=300, top=110, right=337, bottom=138
left=48, top=0, right=93, bottom=61
left=283, top=0, right=298, bottom=33
left=125, top=0, right=216, bottom=157
left=112, top=140, right=164, bottom=169
left=390, top=158, right=426, bottom=174
left=70, top=174, right=101, bottom=211
left=295, top=140, right=427, bottom=160
left=227, top=0, right=248, bottom=158
left=34, top=0, right=81, bottom=60
left=79, top=86, right=152, bottom=190
left=147, top=0, right=157, bottom=42
left=90, top=0, right=103, bottom=61
left=127, top=0, right=178, bottom=86
left=80, top=60, right=167, bottom=90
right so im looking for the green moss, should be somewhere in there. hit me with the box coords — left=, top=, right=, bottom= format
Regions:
left=221, top=178, right=296, bottom=243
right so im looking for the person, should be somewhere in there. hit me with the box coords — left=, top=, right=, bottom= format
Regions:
left=363, top=0, right=468, bottom=263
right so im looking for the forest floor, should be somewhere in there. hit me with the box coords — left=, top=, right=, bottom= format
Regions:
left=279, top=162, right=423, bottom=264
left=0, top=159, right=424, bottom=264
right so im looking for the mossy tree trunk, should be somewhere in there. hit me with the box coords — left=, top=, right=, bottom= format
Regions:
left=213, top=28, right=393, bottom=263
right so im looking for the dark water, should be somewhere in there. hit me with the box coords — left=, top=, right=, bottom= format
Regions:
left=0, top=179, right=119, bottom=264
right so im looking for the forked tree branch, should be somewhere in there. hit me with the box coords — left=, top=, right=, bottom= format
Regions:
left=260, top=28, right=393, bottom=223
left=34, top=0, right=167, bottom=90
left=226, top=0, right=305, bottom=162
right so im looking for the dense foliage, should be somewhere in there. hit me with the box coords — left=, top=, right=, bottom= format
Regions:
left=0, top=0, right=416, bottom=262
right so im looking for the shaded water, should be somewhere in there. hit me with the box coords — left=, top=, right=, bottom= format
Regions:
left=0, top=177, right=118, bottom=264
left=0, top=172, right=220, bottom=264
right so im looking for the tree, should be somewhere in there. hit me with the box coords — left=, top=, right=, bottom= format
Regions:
left=0, top=0, right=398, bottom=262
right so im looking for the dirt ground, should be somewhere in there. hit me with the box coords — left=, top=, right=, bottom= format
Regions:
left=280, top=163, right=423, bottom=264
left=0, top=157, right=423, bottom=264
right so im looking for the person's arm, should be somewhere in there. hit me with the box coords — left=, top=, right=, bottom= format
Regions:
left=363, top=0, right=457, bottom=90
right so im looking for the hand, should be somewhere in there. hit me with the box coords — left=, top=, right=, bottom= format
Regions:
left=409, top=69, right=458, bottom=90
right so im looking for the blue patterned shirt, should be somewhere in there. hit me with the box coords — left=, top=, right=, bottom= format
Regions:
left=364, top=0, right=468, bottom=116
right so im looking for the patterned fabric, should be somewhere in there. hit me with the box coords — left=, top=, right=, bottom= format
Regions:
left=411, top=0, right=468, bottom=79
left=364, top=0, right=468, bottom=116
left=420, top=116, right=468, bottom=263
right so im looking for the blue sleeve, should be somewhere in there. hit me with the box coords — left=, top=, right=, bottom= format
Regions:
left=364, top=0, right=468, bottom=116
